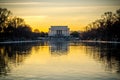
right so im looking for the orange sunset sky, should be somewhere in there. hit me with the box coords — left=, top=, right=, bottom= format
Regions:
left=0, top=0, right=120, bottom=32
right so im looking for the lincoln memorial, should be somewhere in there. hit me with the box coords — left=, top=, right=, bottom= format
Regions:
left=48, top=26, right=70, bottom=37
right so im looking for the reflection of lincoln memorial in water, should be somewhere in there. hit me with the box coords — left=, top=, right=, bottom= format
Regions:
left=49, top=41, right=69, bottom=55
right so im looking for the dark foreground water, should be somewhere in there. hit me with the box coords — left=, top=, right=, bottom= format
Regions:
left=0, top=41, right=120, bottom=80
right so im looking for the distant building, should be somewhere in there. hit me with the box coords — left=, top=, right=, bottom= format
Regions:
left=48, top=26, right=70, bottom=37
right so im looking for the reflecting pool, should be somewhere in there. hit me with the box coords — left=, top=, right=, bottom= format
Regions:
left=0, top=41, right=120, bottom=80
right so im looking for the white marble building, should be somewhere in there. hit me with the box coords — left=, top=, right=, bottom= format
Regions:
left=48, top=26, right=70, bottom=37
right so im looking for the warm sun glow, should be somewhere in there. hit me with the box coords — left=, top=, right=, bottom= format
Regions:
left=0, top=0, right=120, bottom=32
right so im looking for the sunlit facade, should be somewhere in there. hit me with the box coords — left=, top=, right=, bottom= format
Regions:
left=48, top=26, right=70, bottom=37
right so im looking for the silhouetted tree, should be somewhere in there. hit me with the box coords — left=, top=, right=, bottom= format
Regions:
left=81, top=9, right=120, bottom=41
left=14, top=25, right=32, bottom=39
left=34, top=29, right=40, bottom=33
left=0, top=8, right=12, bottom=32
left=39, top=32, right=48, bottom=37
left=70, top=31, right=80, bottom=38
left=0, top=8, right=35, bottom=41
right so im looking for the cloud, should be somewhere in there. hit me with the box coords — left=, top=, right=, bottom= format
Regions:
left=0, top=0, right=120, bottom=6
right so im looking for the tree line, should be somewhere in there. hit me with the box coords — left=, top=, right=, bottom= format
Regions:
left=81, top=9, right=120, bottom=41
left=0, top=8, right=48, bottom=41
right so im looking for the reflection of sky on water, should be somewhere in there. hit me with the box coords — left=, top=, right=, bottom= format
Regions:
left=0, top=42, right=120, bottom=80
